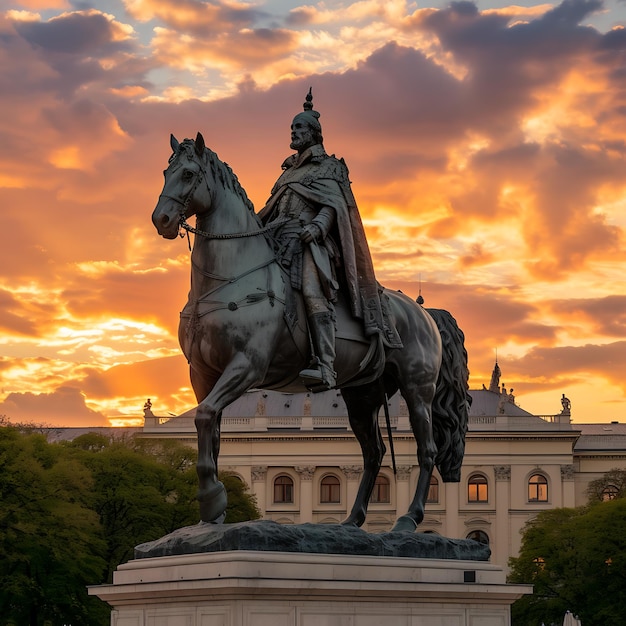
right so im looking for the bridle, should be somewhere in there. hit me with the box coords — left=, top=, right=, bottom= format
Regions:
left=159, top=147, right=288, bottom=241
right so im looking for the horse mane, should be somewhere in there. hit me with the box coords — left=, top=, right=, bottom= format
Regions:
left=179, top=139, right=255, bottom=214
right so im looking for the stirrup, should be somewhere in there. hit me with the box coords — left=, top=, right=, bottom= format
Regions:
left=299, top=363, right=336, bottom=392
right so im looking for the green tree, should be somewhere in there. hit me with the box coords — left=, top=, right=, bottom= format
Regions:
left=221, top=472, right=261, bottom=523
left=66, top=435, right=200, bottom=582
left=0, top=428, right=261, bottom=624
left=66, top=436, right=260, bottom=581
left=586, top=468, right=626, bottom=502
left=0, top=426, right=109, bottom=625
left=508, top=499, right=626, bottom=626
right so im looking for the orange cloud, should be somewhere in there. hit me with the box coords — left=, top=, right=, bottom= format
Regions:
left=1, top=0, right=626, bottom=428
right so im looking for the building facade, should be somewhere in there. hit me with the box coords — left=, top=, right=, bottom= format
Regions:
left=137, top=364, right=626, bottom=572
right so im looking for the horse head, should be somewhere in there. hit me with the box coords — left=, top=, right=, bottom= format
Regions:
left=152, top=132, right=209, bottom=239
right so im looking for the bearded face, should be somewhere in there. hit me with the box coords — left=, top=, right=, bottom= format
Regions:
left=290, top=119, right=317, bottom=152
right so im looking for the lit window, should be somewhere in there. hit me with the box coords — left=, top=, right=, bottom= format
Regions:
left=467, top=530, right=489, bottom=545
left=370, top=475, right=390, bottom=503
left=320, top=475, right=341, bottom=503
left=427, top=476, right=439, bottom=503
left=273, top=475, right=294, bottom=503
left=602, top=484, right=620, bottom=501
left=528, top=474, right=548, bottom=502
left=468, top=475, right=488, bottom=503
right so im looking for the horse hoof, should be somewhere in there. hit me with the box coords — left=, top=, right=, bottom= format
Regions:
left=198, top=481, right=228, bottom=523
left=391, top=515, right=418, bottom=532
left=341, top=514, right=364, bottom=528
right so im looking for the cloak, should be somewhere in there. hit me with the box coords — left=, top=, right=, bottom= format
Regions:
left=258, top=145, right=401, bottom=347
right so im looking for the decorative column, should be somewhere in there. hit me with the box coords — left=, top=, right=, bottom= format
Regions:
left=560, top=464, right=576, bottom=508
left=395, top=465, right=412, bottom=518
left=295, top=465, right=316, bottom=523
left=250, top=466, right=268, bottom=517
left=493, top=465, right=511, bottom=566
left=341, top=465, right=363, bottom=519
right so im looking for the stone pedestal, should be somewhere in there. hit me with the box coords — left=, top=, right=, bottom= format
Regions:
left=89, top=550, right=530, bottom=626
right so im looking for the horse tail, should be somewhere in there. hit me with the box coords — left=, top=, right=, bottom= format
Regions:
left=426, top=308, right=471, bottom=483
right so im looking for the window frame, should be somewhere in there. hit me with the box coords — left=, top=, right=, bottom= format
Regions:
left=467, top=474, right=489, bottom=503
left=320, top=474, right=341, bottom=504
left=466, top=529, right=490, bottom=545
left=528, top=473, right=549, bottom=502
left=273, top=474, right=294, bottom=504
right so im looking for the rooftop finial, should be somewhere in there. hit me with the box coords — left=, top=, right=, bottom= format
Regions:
left=416, top=273, right=424, bottom=305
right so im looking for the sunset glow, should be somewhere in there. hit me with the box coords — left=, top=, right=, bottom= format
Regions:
left=1, top=0, right=626, bottom=427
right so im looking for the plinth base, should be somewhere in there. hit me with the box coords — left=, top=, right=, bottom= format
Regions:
left=89, top=550, right=531, bottom=626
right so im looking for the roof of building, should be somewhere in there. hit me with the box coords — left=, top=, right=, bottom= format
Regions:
left=574, top=422, right=626, bottom=451
left=44, top=426, right=143, bottom=443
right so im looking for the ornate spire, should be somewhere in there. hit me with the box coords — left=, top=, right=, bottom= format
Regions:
left=488, top=356, right=501, bottom=393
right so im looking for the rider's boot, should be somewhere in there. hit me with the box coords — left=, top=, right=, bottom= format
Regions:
left=299, top=311, right=337, bottom=391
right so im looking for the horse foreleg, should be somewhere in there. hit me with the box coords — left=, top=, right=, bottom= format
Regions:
left=195, top=408, right=228, bottom=523
left=192, top=355, right=262, bottom=523
left=340, top=384, right=386, bottom=527
left=392, top=383, right=437, bottom=532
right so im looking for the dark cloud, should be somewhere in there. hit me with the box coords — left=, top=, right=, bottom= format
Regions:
left=285, top=6, right=316, bottom=26
left=549, top=295, right=626, bottom=336
left=0, top=386, right=109, bottom=427
left=14, top=11, right=133, bottom=55
left=512, top=341, right=626, bottom=387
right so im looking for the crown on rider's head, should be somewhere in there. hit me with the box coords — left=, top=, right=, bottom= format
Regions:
left=293, top=87, right=322, bottom=134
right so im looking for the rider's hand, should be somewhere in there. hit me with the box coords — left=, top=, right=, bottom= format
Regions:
left=300, top=224, right=321, bottom=243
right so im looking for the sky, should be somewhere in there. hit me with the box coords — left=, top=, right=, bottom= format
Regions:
left=1, top=0, right=625, bottom=427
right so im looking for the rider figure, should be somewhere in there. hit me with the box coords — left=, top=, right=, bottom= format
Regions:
left=259, top=89, right=389, bottom=391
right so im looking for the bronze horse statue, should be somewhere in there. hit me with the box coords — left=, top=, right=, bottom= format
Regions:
left=152, top=133, right=471, bottom=531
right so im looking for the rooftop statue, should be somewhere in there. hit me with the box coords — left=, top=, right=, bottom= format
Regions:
left=561, top=393, right=571, bottom=415
left=151, top=91, right=472, bottom=532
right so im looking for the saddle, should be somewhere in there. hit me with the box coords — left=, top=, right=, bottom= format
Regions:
left=284, top=281, right=403, bottom=390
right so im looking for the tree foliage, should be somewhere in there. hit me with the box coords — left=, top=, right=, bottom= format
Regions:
left=0, top=426, right=260, bottom=625
left=508, top=496, right=626, bottom=626
left=586, top=468, right=626, bottom=502
left=0, top=427, right=109, bottom=625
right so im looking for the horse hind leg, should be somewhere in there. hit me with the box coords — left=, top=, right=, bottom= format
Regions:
left=340, top=383, right=386, bottom=528
left=392, top=381, right=437, bottom=532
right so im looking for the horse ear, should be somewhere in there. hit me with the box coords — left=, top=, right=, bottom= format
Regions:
left=195, top=132, right=206, bottom=157
left=170, top=134, right=180, bottom=153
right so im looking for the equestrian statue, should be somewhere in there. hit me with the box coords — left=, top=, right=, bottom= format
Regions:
left=151, top=90, right=471, bottom=532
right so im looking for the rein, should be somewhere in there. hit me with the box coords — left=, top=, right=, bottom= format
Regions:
left=179, top=215, right=289, bottom=240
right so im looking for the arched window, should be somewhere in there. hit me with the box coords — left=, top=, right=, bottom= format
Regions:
left=427, top=475, right=439, bottom=503
left=528, top=474, right=548, bottom=502
left=467, top=530, right=489, bottom=545
left=602, top=484, right=620, bottom=501
left=370, top=475, right=390, bottom=503
left=273, top=475, right=294, bottom=503
left=320, top=475, right=341, bottom=503
left=468, top=474, right=488, bottom=503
